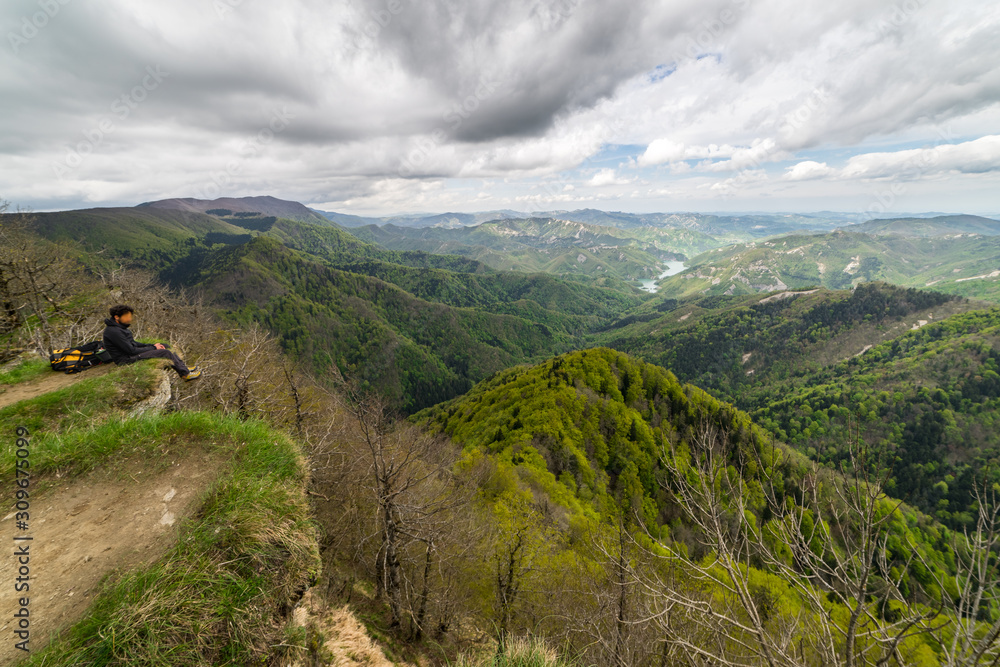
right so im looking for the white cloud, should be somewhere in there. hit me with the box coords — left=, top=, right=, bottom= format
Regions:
left=637, top=139, right=739, bottom=166
left=0, top=0, right=998, bottom=213
left=839, top=135, right=1000, bottom=179
left=587, top=168, right=632, bottom=187
left=784, top=160, right=834, bottom=181
left=776, top=136, right=1000, bottom=184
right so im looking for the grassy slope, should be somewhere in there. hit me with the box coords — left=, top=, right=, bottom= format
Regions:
left=0, top=361, right=320, bottom=665
left=0, top=357, right=50, bottom=385
left=0, top=361, right=162, bottom=478
left=24, top=412, right=319, bottom=665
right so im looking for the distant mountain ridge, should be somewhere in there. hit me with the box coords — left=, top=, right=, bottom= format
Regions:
left=835, top=214, right=1000, bottom=237
left=346, top=217, right=716, bottom=281
left=140, top=195, right=328, bottom=223
left=656, top=230, right=1000, bottom=302
left=314, top=207, right=845, bottom=238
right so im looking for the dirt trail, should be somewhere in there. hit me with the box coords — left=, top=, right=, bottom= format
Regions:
left=0, top=363, right=222, bottom=662
left=0, top=364, right=115, bottom=411
left=0, top=447, right=226, bottom=663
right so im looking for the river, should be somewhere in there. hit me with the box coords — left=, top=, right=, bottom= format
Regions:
left=638, top=260, right=686, bottom=293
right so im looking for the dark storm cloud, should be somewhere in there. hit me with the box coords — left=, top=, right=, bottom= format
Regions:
left=353, top=0, right=711, bottom=142
left=0, top=0, right=997, bottom=213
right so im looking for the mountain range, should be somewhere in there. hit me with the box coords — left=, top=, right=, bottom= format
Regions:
left=5, top=193, right=1000, bottom=664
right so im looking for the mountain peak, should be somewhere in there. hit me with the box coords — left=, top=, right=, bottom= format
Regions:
left=139, top=195, right=327, bottom=223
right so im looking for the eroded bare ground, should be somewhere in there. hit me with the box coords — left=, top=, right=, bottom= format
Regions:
left=0, top=364, right=115, bottom=411
left=0, top=446, right=227, bottom=664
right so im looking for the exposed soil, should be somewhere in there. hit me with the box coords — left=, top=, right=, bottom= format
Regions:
left=0, top=364, right=115, bottom=411
left=0, top=445, right=226, bottom=663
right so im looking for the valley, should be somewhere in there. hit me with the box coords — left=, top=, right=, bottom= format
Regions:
left=4, top=195, right=1000, bottom=666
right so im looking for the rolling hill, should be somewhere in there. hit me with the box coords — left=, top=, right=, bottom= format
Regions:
left=26, top=206, right=246, bottom=258
left=657, top=230, right=1000, bottom=302
left=410, top=345, right=960, bottom=662
left=596, top=282, right=997, bottom=527
left=18, top=204, right=648, bottom=413
left=140, top=194, right=330, bottom=223
left=836, top=214, right=1000, bottom=237
left=346, top=217, right=718, bottom=282
left=412, top=346, right=790, bottom=529
left=317, top=207, right=843, bottom=241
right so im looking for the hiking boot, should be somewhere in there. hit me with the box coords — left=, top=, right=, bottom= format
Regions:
left=181, top=366, right=202, bottom=381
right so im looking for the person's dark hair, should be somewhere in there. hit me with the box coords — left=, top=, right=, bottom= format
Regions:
left=109, top=304, right=134, bottom=319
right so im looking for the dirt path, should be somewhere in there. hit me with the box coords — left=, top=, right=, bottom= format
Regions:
left=0, top=447, right=227, bottom=663
left=0, top=364, right=114, bottom=411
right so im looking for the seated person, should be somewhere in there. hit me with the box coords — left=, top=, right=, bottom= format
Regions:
left=102, top=304, right=202, bottom=380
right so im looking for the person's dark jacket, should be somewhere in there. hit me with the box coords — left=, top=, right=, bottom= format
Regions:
left=102, top=317, right=155, bottom=365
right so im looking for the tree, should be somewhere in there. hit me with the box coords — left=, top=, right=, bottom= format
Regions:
left=0, top=199, right=89, bottom=355
left=640, top=414, right=947, bottom=666
left=489, top=487, right=554, bottom=650
left=569, top=464, right=649, bottom=667
left=942, top=481, right=1000, bottom=666
left=338, top=381, right=468, bottom=638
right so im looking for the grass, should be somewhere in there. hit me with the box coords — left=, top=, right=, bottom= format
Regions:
left=22, top=411, right=322, bottom=666
left=0, top=360, right=162, bottom=480
left=0, top=359, right=322, bottom=664
left=0, top=356, right=50, bottom=385
left=456, top=635, right=574, bottom=667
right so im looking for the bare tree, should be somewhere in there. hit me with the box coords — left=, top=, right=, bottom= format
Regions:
left=555, top=509, right=649, bottom=667
left=487, top=486, right=557, bottom=651
left=637, top=415, right=948, bottom=667
left=337, top=380, right=469, bottom=638
left=0, top=199, right=92, bottom=355
left=942, top=482, right=1000, bottom=666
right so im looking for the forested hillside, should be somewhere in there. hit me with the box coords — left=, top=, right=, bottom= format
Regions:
left=658, top=230, right=1000, bottom=302
left=5, top=198, right=1000, bottom=665
left=23, top=206, right=647, bottom=413
left=412, top=346, right=987, bottom=666
left=598, top=282, right=1000, bottom=526
left=346, top=217, right=712, bottom=282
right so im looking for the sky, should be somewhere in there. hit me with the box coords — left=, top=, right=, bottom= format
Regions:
left=1, top=0, right=999, bottom=218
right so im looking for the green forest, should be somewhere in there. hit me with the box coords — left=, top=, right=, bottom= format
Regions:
left=4, top=201, right=1000, bottom=665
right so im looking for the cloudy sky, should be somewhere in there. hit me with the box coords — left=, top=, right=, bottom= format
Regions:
left=2, top=0, right=999, bottom=216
